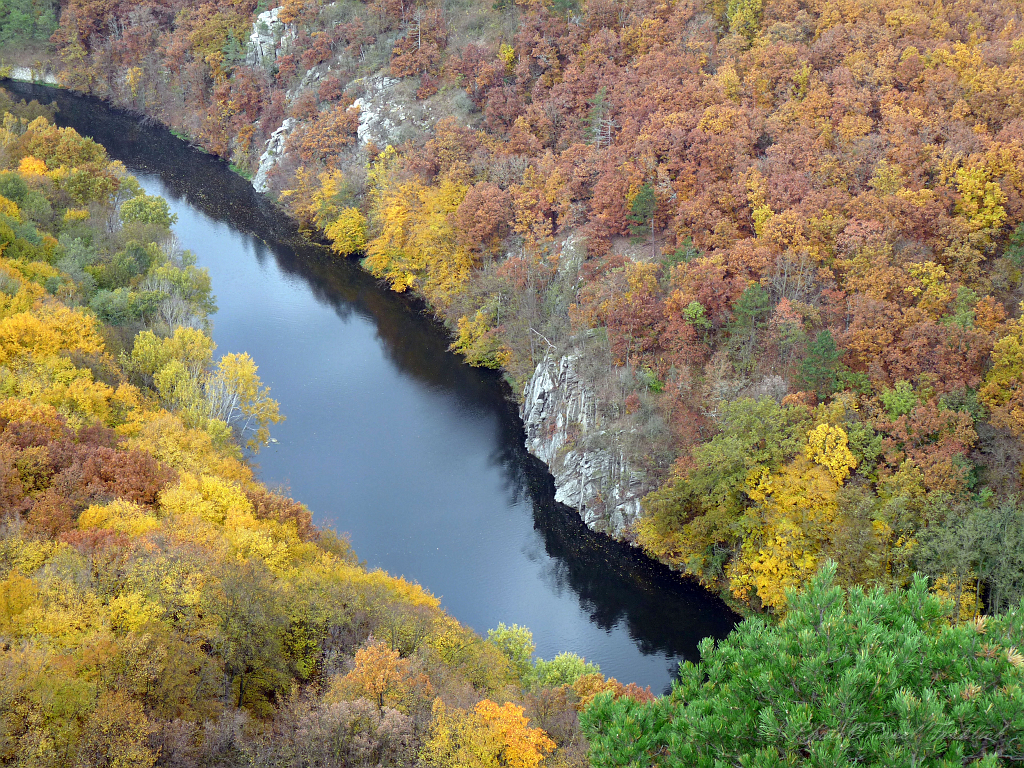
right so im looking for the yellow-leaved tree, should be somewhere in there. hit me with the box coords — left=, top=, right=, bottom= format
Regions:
left=125, top=327, right=282, bottom=450
left=450, top=310, right=512, bottom=369
left=955, top=164, right=1007, bottom=234
left=205, top=352, right=283, bottom=451
left=0, top=304, right=105, bottom=367
left=292, top=169, right=368, bottom=256
left=804, top=423, right=857, bottom=482
left=980, top=306, right=1024, bottom=437
left=325, top=207, right=367, bottom=256
left=728, top=455, right=843, bottom=612
left=365, top=146, right=474, bottom=308
left=421, top=698, right=555, bottom=768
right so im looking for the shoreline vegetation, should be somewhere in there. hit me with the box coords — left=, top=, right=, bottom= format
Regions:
left=28, top=0, right=1024, bottom=619
left=0, top=89, right=656, bottom=767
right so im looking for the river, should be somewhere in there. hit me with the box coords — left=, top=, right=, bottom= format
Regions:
left=5, top=81, right=737, bottom=692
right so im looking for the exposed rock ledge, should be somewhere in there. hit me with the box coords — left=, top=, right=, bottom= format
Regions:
left=246, top=6, right=293, bottom=68
left=349, top=74, right=413, bottom=148
left=521, top=354, right=647, bottom=537
left=252, top=118, right=295, bottom=193
left=8, top=67, right=59, bottom=86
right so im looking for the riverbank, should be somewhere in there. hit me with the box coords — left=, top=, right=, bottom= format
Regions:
left=3, top=0, right=677, bottom=558
left=1, top=92, right=734, bottom=767
left=21, top=0, right=1024, bottom=625
left=0, top=46, right=691, bottom=575
left=2, top=79, right=739, bottom=691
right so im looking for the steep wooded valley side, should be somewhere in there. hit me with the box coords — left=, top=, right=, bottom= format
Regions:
left=0, top=89, right=680, bottom=767
left=13, top=0, right=1024, bottom=616
left=2, top=0, right=1024, bottom=763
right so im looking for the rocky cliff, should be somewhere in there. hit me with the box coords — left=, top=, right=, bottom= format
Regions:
left=521, top=354, right=648, bottom=537
left=240, top=7, right=647, bottom=534
left=7, top=66, right=59, bottom=85
left=246, top=3, right=424, bottom=194
left=252, top=117, right=295, bottom=193
left=246, top=6, right=293, bottom=68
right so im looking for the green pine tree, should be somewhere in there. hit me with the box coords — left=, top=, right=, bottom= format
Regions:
left=799, top=329, right=841, bottom=398
left=582, top=563, right=1024, bottom=766
left=628, top=183, right=657, bottom=259
left=727, top=283, right=772, bottom=370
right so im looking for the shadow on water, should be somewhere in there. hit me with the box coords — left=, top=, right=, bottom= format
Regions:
left=5, top=81, right=738, bottom=690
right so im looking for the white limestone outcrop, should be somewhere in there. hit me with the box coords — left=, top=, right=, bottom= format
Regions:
left=350, top=75, right=408, bottom=147
left=8, top=67, right=59, bottom=86
left=521, top=354, right=646, bottom=537
left=252, top=118, right=295, bottom=193
left=247, top=7, right=292, bottom=67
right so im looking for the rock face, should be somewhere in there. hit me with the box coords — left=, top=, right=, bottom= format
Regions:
left=252, top=118, right=295, bottom=193
left=8, top=66, right=59, bottom=85
left=246, top=7, right=291, bottom=68
left=350, top=75, right=410, bottom=147
left=521, top=354, right=647, bottom=537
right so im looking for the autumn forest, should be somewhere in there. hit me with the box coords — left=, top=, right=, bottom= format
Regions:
left=2, top=0, right=1024, bottom=763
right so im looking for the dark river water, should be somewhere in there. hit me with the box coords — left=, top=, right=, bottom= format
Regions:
left=6, top=81, right=737, bottom=692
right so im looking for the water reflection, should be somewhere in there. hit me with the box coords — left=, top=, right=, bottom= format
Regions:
left=5, top=81, right=738, bottom=691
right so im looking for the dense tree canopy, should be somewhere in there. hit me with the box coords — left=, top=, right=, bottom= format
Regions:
left=0, top=95, right=635, bottom=768
left=582, top=563, right=1024, bottom=766
left=36, top=0, right=1024, bottom=619
left=9, top=0, right=1024, bottom=757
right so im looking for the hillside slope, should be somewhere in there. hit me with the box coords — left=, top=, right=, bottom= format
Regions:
left=0, top=91, right=663, bottom=768
left=20, top=0, right=1024, bottom=613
